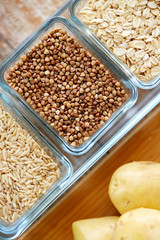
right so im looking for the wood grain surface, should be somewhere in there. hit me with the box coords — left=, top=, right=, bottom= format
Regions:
left=0, top=1, right=160, bottom=240
left=19, top=106, right=160, bottom=240
left=0, top=0, right=66, bottom=62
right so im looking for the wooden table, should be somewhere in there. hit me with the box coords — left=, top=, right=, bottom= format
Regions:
left=0, top=1, right=160, bottom=240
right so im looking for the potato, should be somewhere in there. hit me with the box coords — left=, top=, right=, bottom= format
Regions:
left=113, top=208, right=160, bottom=240
left=109, top=161, right=160, bottom=214
left=72, top=216, right=119, bottom=240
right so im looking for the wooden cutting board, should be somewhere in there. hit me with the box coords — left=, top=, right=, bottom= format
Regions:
left=19, top=106, right=160, bottom=240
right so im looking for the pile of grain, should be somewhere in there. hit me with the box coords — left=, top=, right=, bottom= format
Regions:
left=79, top=0, right=160, bottom=81
left=0, top=105, right=60, bottom=222
left=6, top=29, right=127, bottom=146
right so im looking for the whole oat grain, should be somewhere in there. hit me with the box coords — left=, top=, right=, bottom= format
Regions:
left=79, top=0, right=160, bottom=81
left=6, top=29, right=127, bottom=147
left=0, top=105, right=60, bottom=222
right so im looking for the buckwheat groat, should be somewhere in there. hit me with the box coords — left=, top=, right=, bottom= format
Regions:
left=6, top=29, right=127, bottom=147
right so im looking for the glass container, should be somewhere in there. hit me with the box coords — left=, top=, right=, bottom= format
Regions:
left=0, top=88, right=72, bottom=239
left=69, top=0, right=160, bottom=89
left=0, top=16, right=138, bottom=155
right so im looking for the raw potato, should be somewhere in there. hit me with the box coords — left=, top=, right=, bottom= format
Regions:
left=113, top=208, right=160, bottom=240
left=109, top=161, right=160, bottom=214
left=72, top=216, right=119, bottom=240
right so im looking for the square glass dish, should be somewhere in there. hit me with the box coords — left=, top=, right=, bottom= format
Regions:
left=69, top=0, right=160, bottom=89
left=0, top=88, right=72, bottom=239
left=0, top=16, right=138, bottom=155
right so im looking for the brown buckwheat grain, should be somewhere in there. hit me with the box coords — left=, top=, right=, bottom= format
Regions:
left=6, top=29, right=127, bottom=146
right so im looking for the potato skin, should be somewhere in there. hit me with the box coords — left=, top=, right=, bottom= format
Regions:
left=113, top=208, right=160, bottom=240
left=72, top=216, right=119, bottom=240
left=109, top=161, right=160, bottom=214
